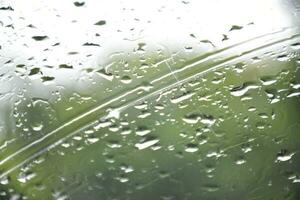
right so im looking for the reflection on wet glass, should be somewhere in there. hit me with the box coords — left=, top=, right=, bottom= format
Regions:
left=0, top=0, right=300, bottom=199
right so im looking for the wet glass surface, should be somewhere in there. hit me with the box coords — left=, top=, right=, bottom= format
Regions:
left=0, top=0, right=300, bottom=199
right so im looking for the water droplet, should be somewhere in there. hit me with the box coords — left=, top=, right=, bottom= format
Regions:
left=121, top=75, right=132, bottom=84
left=17, top=172, right=36, bottom=183
left=32, top=36, right=48, bottom=41
left=222, top=34, right=229, bottom=41
left=94, top=120, right=112, bottom=130
left=291, top=42, right=300, bottom=50
left=235, top=158, right=246, bottom=165
left=96, top=69, right=114, bottom=81
left=276, top=149, right=294, bottom=162
left=41, top=76, right=55, bottom=82
left=120, top=127, right=132, bottom=135
left=29, top=68, right=41, bottom=76
left=86, top=137, right=99, bottom=144
left=277, top=54, right=289, bottom=62
left=287, top=91, right=300, bottom=98
left=185, top=143, right=198, bottom=153
left=31, top=123, right=43, bottom=131
left=83, top=42, right=100, bottom=47
left=200, top=115, right=215, bottom=126
left=120, top=164, right=134, bottom=173
left=230, top=82, right=259, bottom=97
left=0, top=176, right=10, bottom=185
left=260, top=76, right=277, bottom=86
left=116, top=176, right=129, bottom=183
left=135, top=138, right=159, bottom=150
left=0, top=6, right=14, bottom=11
left=94, top=20, right=106, bottom=26
left=171, top=92, right=195, bottom=104
left=182, top=113, right=199, bottom=124
left=106, top=108, right=121, bottom=119
left=59, top=64, right=73, bottom=69
left=136, top=126, right=151, bottom=136
left=74, top=1, right=85, bottom=7
left=202, top=184, right=219, bottom=192
left=229, top=25, right=243, bottom=31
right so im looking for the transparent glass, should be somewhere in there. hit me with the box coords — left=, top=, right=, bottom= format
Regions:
left=0, top=0, right=300, bottom=199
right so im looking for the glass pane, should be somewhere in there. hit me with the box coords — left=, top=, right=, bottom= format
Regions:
left=0, top=0, right=300, bottom=199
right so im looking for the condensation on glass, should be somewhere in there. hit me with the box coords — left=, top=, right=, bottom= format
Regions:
left=0, top=0, right=300, bottom=199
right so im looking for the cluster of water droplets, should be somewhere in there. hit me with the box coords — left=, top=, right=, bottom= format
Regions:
left=0, top=0, right=300, bottom=199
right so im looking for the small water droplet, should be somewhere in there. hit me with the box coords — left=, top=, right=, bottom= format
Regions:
left=74, top=1, right=85, bottom=7
left=171, top=92, right=195, bottom=104
left=96, top=69, right=114, bottom=81
left=32, top=36, right=48, bottom=41
left=235, top=158, right=246, bottom=165
left=287, top=91, right=300, bottom=98
left=86, top=137, right=99, bottom=144
left=291, top=42, right=300, bottom=50
left=121, top=75, right=132, bottom=84
left=29, top=68, right=41, bottom=76
left=135, top=138, right=159, bottom=150
left=31, top=123, right=43, bottom=131
left=182, top=113, right=199, bottom=124
left=136, top=126, right=151, bottom=136
left=276, top=149, right=294, bottom=162
left=202, top=184, right=219, bottom=192
left=185, top=143, right=198, bottom=153
left=94, top=20, right=106, bottom=26
left=260, top=76, right=277, bottom=86
left=59, top=64, right=73, bottom=69
left=200, top=115, right=215, bottom=126
left=277, top=54, right=289, bottom=62
left=41, top=76, right=55, bottom=82
left=0, top=176, right=10, bottom=185
left=17, top=172, right=36, bottom=183
left=230, top=82, right=259, bottom=97
left=229, top=25, right=243, bottom=31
